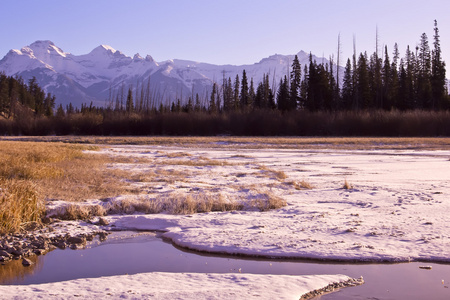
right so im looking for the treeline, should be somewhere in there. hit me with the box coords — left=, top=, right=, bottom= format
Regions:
left=101, top=21, right=449, bottom=114
left=0, top=21, right=449, bottom=137
left=0, top=75, right=56, bottom=118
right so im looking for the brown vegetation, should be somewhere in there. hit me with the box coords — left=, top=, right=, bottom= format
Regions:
left=0, top=141, right=136, bottom=233
left=1, top=109, right=450, bottom=137
left=343, top=179, right=353, bottom=190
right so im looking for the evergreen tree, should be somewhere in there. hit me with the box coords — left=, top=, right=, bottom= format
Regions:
left=126, top=87, right=134, bottom=113
left=0, top=74, right=9, bottom=115
left=233, top=74, right=240, bottom=111
left=369, top=50, right=382, bottom=109
left=299, top=65, right=308, bottom=109
left=249, top=78, right=255, bottom=109
left=254, top=81, right=264, bottom=109
left=305, top=54, right=317, bottom=111
left=66, top=103, right=75, bottom=115
left=209, top=82, right=217, bottom=113
left=405, top=45, right=418, bottom=108
left=431, top=20, right=447, bottom=109
left=43, top=93, right=55, bottom=117
left=328, top=58, right=338, bottom=110
left=240, top=70, right=249, bottom=109
left=289, top=55, right=301, bottom=110
left=390, top=45, right=400, bottom=109
left=418, top=33, right=432, bottom=108
left=276, top=76, right=289, bottom=111
left=398, top=59, right=410, bottom=110
left=56, top=104, right=65, bottom=118
left=356, top=52, right=371, bottom=109
left=195, top=93, right=201, bottom=112
left=223, top=77, right=234, bottom=112
left=186, top=96, right=193, bottom=113
left=341, top=59, right=353, bottom=110
left=381, top=45, right=393, bottom=109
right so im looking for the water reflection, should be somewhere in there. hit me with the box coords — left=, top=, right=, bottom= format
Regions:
left=1, top=231, right=449, bottom=299
left=0, top=255, right=43, bottom=285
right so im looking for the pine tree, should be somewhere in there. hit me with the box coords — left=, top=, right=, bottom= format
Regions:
left=66, top=103, right=75, bottom=115
left=43, top=93, right=55, bottom=117
left=431, top=20, right=447, bottom=109
left=233, top=74, right=240, bottom=111
left=341, top=59, right=353, bottom=110
left=356, top=52, right=371, bottom=109
left=305, top=54, right=317, bottom=111
left=418, top=33, right=432, bottom=108
left=405, top=46, right=416, bottom=109
left=240, top=70, right=249, bottom=109
left=390, top=45, right=400, bottom=108
left=289, top=55, right=301, bottom=110
left=0, top=74, right=9, bottom=116
left=328, top=57, right=338, bottom=110
left=223, top=77, right=234, bottom=112
left=56, top=104, right=65, bottom=118
left=195, top=93, right=201, bottom=112
left=249, top=78, right=255, bottom=109
left=381, top=45, right=393, bottom=109
left=398, top=59, right=410, bottom=110
left=299, top=65, right=308, bottom=109
left=186, top=96, right=193, bottom=113
left=209, top=82, right=217, bottom=113
left=126, top=87, right=134, bottom=113
left=254, top=81, right=264, bottom=109
left=277, top=76, right=289, bottom=111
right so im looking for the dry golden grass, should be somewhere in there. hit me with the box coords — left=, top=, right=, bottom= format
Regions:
left=343, top=179, right=353, bottom=190
left=251, top=192, right=287, bottom=212
left=0, top=179, right=44, bottom=234
left=104, top=193, right=243, bottom=215
left=163, top=152, right=192, bottom=158
left=161, top=157, right=233, bottom=167
left=258, top=165, right=288, bottom=181
left=0, top=141, right=138, bottom=233
left=0, top=139, right=294, bottom=232
left=286, top=180, right=314, bottom=190
left=4, top=136, right=450, bottom=151
left=55, top=203, right=107, bottom=220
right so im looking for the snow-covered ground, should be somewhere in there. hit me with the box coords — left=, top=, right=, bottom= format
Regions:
left=0, top=272, right=354, bottom=300
left=5, top=144, right=450, bottom=299
left=95, top=145, right=450, bottom=263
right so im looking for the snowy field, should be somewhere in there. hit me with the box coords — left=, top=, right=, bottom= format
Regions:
left=94, top=144, right=450, bottom=263
left=4, top=141, right=450, bottom=299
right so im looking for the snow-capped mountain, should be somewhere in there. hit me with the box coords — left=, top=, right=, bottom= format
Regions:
left=0, top=40, right=332, bottom=107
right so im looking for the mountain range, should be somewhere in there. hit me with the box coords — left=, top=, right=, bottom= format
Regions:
left=0, top=40, right=331, bottom=108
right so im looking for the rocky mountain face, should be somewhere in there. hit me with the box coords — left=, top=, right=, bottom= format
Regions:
left=0, top=40, right=329, bottom=107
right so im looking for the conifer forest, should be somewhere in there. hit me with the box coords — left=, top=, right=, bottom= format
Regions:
left=1, top=21, right=449, bottom=136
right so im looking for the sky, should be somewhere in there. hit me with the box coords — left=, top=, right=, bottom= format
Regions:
left=1, top=0, right=450, bottom=66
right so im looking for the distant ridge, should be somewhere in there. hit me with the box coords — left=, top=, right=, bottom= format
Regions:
left=0, top=41, right=332, bottom=107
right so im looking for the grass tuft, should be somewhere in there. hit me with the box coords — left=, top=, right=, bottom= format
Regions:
left=343, top=179, right=353, bottom=190
left=251, top=192, right=287, bottom=212
left=286, top=180, right=314, bottom=190
left=104, top=193, right=244, bottom=215
left=0, top=179, right=44, bottom=234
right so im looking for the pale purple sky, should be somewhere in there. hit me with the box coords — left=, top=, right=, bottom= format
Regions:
left=1, top=0, right=449, bottom=66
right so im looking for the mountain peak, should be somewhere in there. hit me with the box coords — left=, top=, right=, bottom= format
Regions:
left=29, top=40, right=55, bottom=48
left=99, top=44, right=116, bottom=53
left=133, top=53, right=143, bottom=61
left=145, top=55, right=154, bottom=62
left=26, top=40, right=68, bottom=58
left=0, top=41, right=331, bottom=109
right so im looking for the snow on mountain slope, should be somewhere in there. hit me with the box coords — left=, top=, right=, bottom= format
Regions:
left=0, top=41, right=334, bottom=107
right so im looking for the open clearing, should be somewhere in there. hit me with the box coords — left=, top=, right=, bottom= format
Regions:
left=1, top=137, right=449, bottom=299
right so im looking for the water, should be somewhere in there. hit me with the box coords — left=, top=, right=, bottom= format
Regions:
left=1, top=231, right=449, bottom=299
